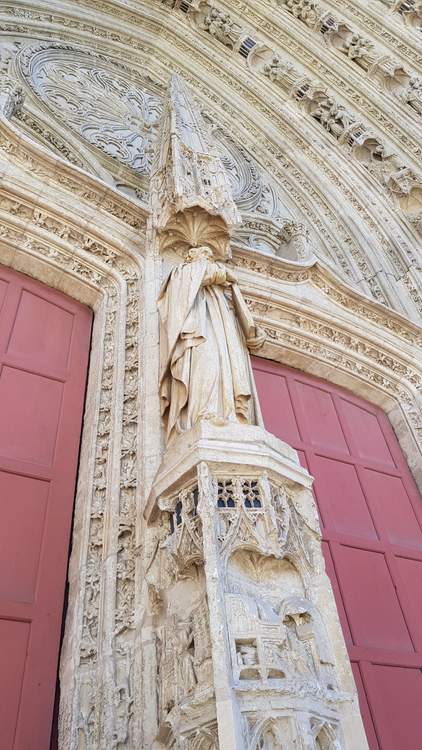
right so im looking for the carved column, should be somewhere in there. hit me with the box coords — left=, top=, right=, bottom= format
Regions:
left=144, top=74, right=369, bottom=749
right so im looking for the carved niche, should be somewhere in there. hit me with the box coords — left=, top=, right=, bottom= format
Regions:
left=215, top=476, right=336, bottom=698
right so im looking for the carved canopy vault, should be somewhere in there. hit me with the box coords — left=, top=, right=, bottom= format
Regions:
left=0, top=1, right=421, bottom=748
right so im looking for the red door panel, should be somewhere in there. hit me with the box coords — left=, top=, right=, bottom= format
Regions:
left=253, top=357, right=422, bottom=750
left=311, top=455, right=378, bottom=539
left=332, top=545, right=413, bottom=652
left=0, top=266, right=92, bottom=750
left=362, top=664, right=422, bottom=750
left=360, top=470, right=422, bottom=549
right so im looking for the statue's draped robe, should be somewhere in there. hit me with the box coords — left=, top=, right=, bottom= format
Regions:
left=158, top=258, right=263, bottom=441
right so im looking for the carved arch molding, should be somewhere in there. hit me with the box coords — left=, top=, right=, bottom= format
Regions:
left=10, top=43, right=290, bottom=246
left=0, top=20, right=421, bottom=315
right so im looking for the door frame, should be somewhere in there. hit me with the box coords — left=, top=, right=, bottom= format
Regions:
left=0, top=179, right=145, bottom=748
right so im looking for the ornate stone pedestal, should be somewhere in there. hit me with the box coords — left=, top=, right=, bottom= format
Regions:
left=145, top=423, right=368, bottom=749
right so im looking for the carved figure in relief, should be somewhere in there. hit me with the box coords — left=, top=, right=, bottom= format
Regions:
left=282, top=0, right=320, bottom=27
left=203, top=8, right=243, bottom=48
left=312, top=718, right=342, bottom=750
left=177, top=622, right=198, bottom=695
left=158, top=245, right=265, bottom=442
left=405, top=77, right=422, bottom=116
left=393, top=0, right=422, bottom=27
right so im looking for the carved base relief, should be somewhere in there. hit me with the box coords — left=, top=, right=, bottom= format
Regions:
left=144, top=422, right=368, bottom=749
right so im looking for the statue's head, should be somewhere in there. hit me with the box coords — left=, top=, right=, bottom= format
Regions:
left=185, top=245, right=214, bottom=262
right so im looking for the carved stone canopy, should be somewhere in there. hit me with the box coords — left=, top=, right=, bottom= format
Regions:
left=150, top=74, right=241, bottom=258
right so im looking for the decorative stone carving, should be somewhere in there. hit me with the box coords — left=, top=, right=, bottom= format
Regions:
left=1, top=4, right=420, bottom=297
left=15, top=41, right=293, bottom=239
left=279, top=221, right=314, bottom=262
left=280, top=0, right=321, bottom=28
left=206, top=123, right=285, bottom=223
left=0, top=74, right=24, bottom=118
left=202, top=7, right=244, bottom=49
left=182, top=4, right=422, bottom=209
left=404, top=77, right=422, bottom=116
left=262, top=55, right=297, bottom=88
left=276, top=0, right=417, bottom=107
left=393, top=0, right=422, bottom=27
left=235, top=218, right=315, bottom=263
left=162, top=486, right=203, bottom=572
left=150, top=74, right=241, bottom=252
left=0, top=156, right=143, bottom=746
left=19, top=43, right=162, bottom=175
left=145, top=422, right=368, bottom=749
left=158, top=245, right=265, bottom=443
left=152, top=75, right=266, bottom=444
left=312, top=718, right=342, bottom=750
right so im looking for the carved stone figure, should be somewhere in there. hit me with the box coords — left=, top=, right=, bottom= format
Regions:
left=393, top=0, right=422, bottom=26
left=405, top=77, right=422, bottom=116
left=0, top=75, right=24, bottom=119
left=282, top=0, right=321, bottom=27
left=263, top=55, right=295, bottom=86
left=203, top=8, right=243, bottom=49
left=158, top=245, right=265, bottom=442
left=279, top=221, right=313, bottom=262
left=177, top=622, right=198, bottom=695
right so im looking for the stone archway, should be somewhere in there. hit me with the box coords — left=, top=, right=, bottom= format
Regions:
left=0, top=162, right=145, bottom=748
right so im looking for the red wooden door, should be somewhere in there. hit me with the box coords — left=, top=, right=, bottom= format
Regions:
left=253, top=357, right=422, bottom=750
left=0, top=266, right=92, bottom=750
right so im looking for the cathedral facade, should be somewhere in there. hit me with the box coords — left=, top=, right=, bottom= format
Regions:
left=0, top=1, right=421, bottom=749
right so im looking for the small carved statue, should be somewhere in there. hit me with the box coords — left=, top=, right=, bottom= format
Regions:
left=405, top=77, right=422, bottom=116
left=203, top=8, right=242, bottom=48
left=177, top=622, right=197, bottom=695
left=158, top=245, right=266, bottom=442
left=237, top=642, right=258, bottom=667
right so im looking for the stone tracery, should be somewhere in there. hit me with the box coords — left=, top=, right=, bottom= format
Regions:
left=1, top=17, right=420, bottom=314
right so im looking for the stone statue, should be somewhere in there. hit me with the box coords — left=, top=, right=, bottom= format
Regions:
left=177, top=622, right=197, bottom=695
left=158, top=245, right=266, bottom=443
